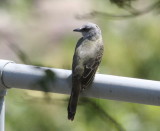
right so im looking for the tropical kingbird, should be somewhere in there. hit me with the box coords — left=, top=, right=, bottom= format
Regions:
left=68, top=23, right=104, bottom=120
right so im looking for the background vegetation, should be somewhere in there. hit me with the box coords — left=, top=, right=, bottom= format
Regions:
left=0, top=0, right=160, bottom=131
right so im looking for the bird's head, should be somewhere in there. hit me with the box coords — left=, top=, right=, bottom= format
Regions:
left=73, top=23, right=101, bottom=40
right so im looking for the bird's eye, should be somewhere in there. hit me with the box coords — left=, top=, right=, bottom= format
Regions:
left=82, top=28, right=90, bottom=32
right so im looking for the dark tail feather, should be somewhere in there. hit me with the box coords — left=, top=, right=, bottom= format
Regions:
left=68, top=78, right=81, bottom=121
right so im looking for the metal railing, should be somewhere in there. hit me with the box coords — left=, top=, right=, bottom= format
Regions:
left=0, top=59, right=160, bottom=131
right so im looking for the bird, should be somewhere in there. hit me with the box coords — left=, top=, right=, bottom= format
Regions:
left=68, top=23, right=104, bottom=121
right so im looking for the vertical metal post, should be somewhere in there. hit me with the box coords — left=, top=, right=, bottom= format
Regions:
left=0, top=60, right=12, bottom=131
left=0, top=95, right=5, bottom=131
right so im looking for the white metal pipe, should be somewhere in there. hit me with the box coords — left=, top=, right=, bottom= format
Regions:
left=0, top=96, right=5, bottom=131
left=0, top=59, right=160, bottom=106
left=0, top=60, right=9, bottom=131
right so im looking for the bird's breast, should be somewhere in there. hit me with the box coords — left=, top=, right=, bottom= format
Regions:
left=76, top=40, right=98, bottom=63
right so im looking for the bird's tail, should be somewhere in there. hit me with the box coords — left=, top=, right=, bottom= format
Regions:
left=68, top=77, right=81, bottom=121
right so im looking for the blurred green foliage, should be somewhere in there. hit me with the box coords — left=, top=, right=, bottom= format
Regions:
left=0, top=0, right=160, bottom=131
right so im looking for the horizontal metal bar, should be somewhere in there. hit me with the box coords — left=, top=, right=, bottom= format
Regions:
left=0, top=59, right=160, bottom=106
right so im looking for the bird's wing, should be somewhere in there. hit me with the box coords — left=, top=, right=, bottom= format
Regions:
left=81, top=44, right=103, bottom=89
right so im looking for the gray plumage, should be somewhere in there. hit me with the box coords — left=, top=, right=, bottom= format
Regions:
left=68, top=23, right=104, bottom=120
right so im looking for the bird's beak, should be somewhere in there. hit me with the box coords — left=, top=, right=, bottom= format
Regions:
left=73, top=28, right=83, bottom=32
